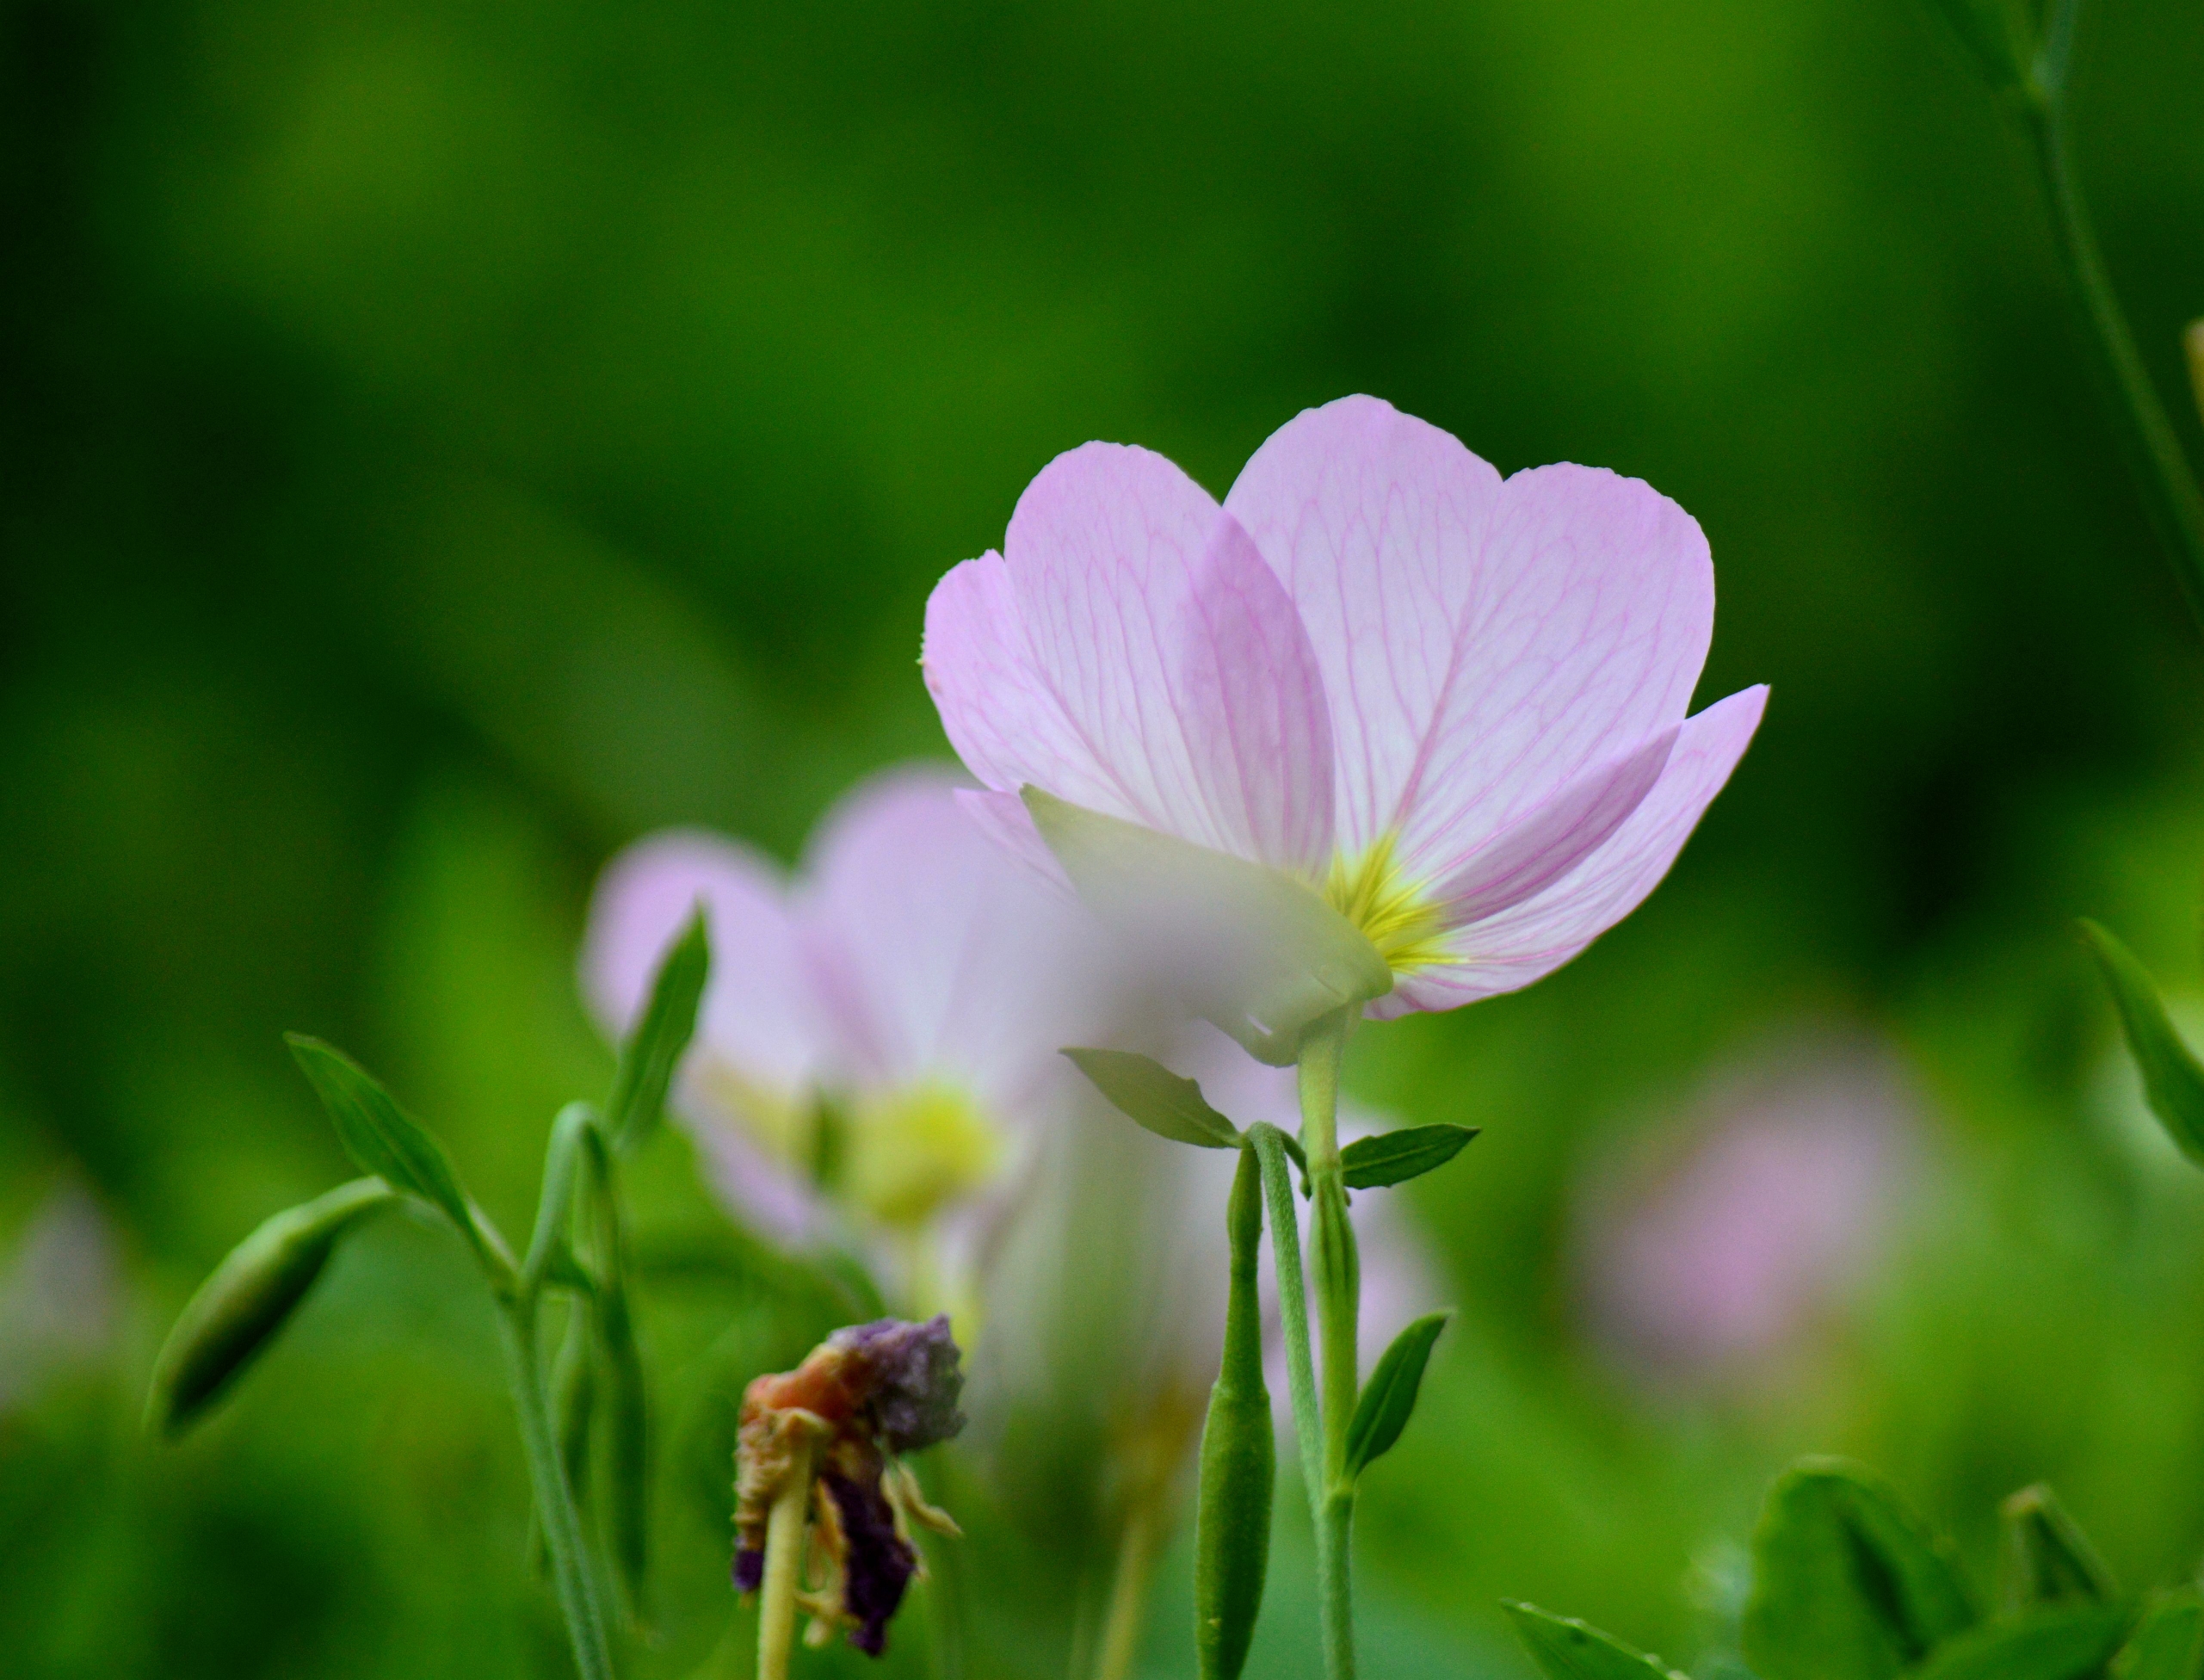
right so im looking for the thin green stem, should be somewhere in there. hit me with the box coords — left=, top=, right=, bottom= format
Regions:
left=498, top=1300, right=617, bottom=1680
left=1247, top=1127, right=1324, bottom=1516
left=2020, top=0, right=2204, bottom=632
left=1092, top=1504, right=1159, bottom=1680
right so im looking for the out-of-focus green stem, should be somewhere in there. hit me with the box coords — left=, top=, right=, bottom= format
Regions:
left=1092, top=1504, right=1159, bottom=1680
left=1300, top=1009, right=1361, bottom=1680
left=500, top=1300, right=617, bottom=1680
left=2019, top=0, right=2204, bottom=631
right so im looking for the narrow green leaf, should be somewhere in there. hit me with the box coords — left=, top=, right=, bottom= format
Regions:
left=1343, top=1311, right=1449, bottom=1481
left=1340, top=1123, right=1479, bottom=1189
left=1912, top=1603, right=2135, bottom=1680
left=1025, top=789, right=1392, bottom=1063
left=1503, top=1603, right=1688, bottom=1680
left=2001, top=1485, right=2116, bottom=1610
left=1742, top=1458, right=1977, bottom=1680
left=2114, top=1590, right=2204, bottom=1680
left=2079, top=922, right=2204, bottom=1165
left=600, top=1291, right=650, bottom=1624
left=607, top=908, right=710, bottom=1152
left=1064, top=1047, right=1242, bottom=1149
left=1195, top=1148, right=1273, bottom=1680
left=146, top=1177, right=396, bottom=1436
left=286, top=1035, right=497, bottom=1269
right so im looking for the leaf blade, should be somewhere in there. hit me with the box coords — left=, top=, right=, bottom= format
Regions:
left=1343, top=1311, right=1448, bottom=1481
left=2079, top=921, right=2204, bottom=1165
left=1912, top=1603, right=2135, bottom=1680
left=606, top=907, right=710, bottom=1152
left=2115, top=1590, right=2204, bottom=1680
left=1743, top=1457, right=1977, bottom=1680
left=2000, top=1484, right=2116, bottom=1610
left=1064, top=1048, right=1242, bottom=1149
left=1503, top=1603, right=1687, bottom=1680
left=1340, top=1123, right=1479, bottom=1189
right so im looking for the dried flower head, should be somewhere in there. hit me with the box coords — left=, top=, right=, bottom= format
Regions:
left=734, top=1314, right=965, bottom=1658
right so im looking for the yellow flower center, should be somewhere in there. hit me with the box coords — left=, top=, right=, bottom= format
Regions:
left=1324, top=833, right=1458, bottom=976
left=841, top=1078, right=1006, bottom=1229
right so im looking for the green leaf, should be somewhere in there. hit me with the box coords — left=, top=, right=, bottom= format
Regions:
left=2114, top=1590, right=2204, bottom=1680
left=606, top=907, right=710, bottom=1152
left=2001, top=1485, right=2116, bottom=1610
left=1064, top=1047, right=1242, bottom=1148
left=145, top=1177, right=396, bottom=1436
left=1742, top=1458, right=1977, bottom=1680
left=2079, top=922, right=2204, bottom=1166
left=1502, top=1603, right=1688, bottom=1680
left=1024, top=789, right=1392, bottom=1063
left=1340, top=1123, right=1479, bottom=1189
left=1343, top=1311, right=1449, bottom=1481
left=1912, top=1603, right=2136, bottom=1680
left=286, top=1035, right=501, bottom=1272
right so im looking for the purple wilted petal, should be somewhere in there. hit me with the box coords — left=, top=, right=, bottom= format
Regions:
left=830, top=1314, right=966, bottom=1454
left=732, top=1547, right=764, bottom=1594
left=822, top=1468, right=917, bottom=1656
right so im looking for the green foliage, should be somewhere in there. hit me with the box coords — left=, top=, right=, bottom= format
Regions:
left=1910, top=1604, right=2135, bottom=1680
left=1063, top=1047, right=1244, bottom=1148
left=2114, top=1592, right=2204, bottom=1680
left=285, top=1035, right=506, bottom=1276
left=145, top=1177, right=397, bottom=1436
left=1343, top=1312, right=1449, bottom=1482
left=1743, top=1459, right=1978, bottom=1680
left=1502, top=1603, right=1687, bottom=1679
left=1338, top=1123, right=1479, bottom=1189
left=1195, top=1148, right=1273, bottom=1680
left=2000, top=1485, right=2116, bottom=1610
left=604, top=908, right=711, bottom=1153
left=2078, top=921, right=2204, bottom=1167
left=1919, top=0, right=2034, bottom=93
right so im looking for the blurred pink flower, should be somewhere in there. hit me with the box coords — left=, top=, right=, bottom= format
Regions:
left=923, top=395, right=1765, bottom=1024
left=1577, top=1038, right=1915, bottom=1383
left=580, top=764, right=1108, bottom=1286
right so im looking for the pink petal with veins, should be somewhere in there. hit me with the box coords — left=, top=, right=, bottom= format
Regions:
left=1226, top=397, right=1713, bottom=886
left=1376, top=684, right=1766, bottom=1016
left=925, top=442, right=1335, bottom=875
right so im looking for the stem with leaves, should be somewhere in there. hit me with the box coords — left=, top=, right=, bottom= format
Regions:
left=2015, top=0, right=2204, bottom=628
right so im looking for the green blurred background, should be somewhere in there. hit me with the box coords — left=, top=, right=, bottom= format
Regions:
left=6, top=0, right=2204, bottom=1673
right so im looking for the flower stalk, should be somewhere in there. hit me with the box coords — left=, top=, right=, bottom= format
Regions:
left=2018, top=0, right=2204, bottom=630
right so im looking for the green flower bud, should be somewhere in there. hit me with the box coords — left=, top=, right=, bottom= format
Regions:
left=146, top=1177, right=395, bottom=1437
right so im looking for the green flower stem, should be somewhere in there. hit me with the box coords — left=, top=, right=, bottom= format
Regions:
left=1093, top=1503, right=1160, bottom=1680
left=1298, top=1008, right=1360, bottom=1680
left=2020, top=0, right=2204, bottom=630
left=499, top=1298, right=617, bottom=1680
left=758, top=1430, right=822, bottom=1680
left=1247, top=1127, right=1324, bottom=1519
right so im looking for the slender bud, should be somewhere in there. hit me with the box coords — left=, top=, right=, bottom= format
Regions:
left=1195, top=1146, right=1273, bottom=1680
left=146, top=1177, right=395, bottom=1436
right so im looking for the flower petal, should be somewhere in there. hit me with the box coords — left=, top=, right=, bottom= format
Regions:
left=1376, top=685, right=1767, bottom=1015
left=1433, top=724, right=1676, bottom=924
left=580, top=831, right=818, bottom=1105
left=799, top=766, right=1107, bottom=1115
left=1225, top=397, right=1713, bottom=883
left=924, top=442, right=1334, bottom=874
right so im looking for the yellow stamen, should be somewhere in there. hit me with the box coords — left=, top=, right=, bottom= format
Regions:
left=1324, top=834, right=1459, bottom=977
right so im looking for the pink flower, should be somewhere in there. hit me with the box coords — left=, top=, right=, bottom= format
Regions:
left=923, top=396, right=1766, bottom=1032
left=579, top=764, right=1106, bottom=1284
left=1577, top=1036, right=1914, bottom=1383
